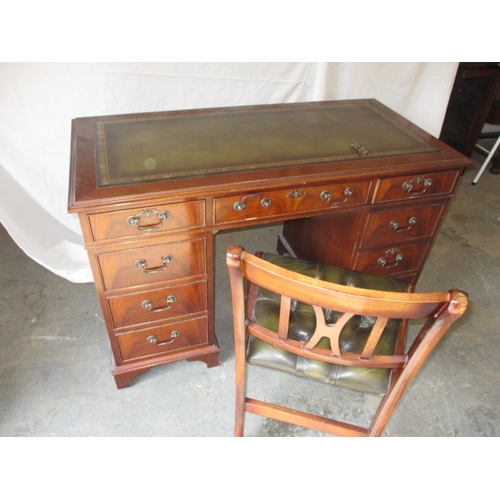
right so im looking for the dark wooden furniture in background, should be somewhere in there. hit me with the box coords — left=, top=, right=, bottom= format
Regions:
left=440, top=62, right=500, bottom=157
left=68, top=100, right=471, bottom=388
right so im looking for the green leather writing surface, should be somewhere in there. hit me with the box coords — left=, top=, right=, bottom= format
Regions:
left=96, top=100, right=438, bottom=187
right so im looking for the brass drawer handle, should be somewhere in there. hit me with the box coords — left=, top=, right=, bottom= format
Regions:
left=147, top=330, right=180, bottom=346
left=320, top=187, right=354, bottom=206
left=135, top=255, right=173, bottom=274
left=389, top=216, right=417, bottom=232
left=141, top=295, right=176, bottom=313
left=233, top=194, right=272, bottom=211
left=377, top=248, right=404, bottom=269
left=287, top=189, right=306, bottom=199
left=126, top=208, right=170, bottom=231
left=402, top=176, right=433, bottom=196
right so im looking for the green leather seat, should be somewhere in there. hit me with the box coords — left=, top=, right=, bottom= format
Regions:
left=246, top=253, right=408, bottom=396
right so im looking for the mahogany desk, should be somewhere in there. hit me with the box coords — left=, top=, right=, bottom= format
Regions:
left=68, top=99, right=472, bottom=388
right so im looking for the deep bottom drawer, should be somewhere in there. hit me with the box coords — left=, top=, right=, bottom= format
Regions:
left=117, top=316, right=209, bottom=361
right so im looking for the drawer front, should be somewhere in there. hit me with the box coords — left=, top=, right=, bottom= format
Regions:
left=88, top=200, right=205, bottom=242
left=374, top=170, right=460, bottom=203
left=214, top=180, right=371, bottom=224
left=108, top=280, right=207, bottom=329
left=361, top=203, right=445, bottom=248
left=354, top=242, right=429, bottom=276
left=117, top=316, right=208, bottom=361
left=97, top=238, right=206, bottom=291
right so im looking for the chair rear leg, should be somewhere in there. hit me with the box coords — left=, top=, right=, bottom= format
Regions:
left=234, top=333, right=247, bottom=437
left=234, top=367, right=246, bottom=436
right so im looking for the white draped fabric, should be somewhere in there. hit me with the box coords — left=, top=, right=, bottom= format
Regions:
left=0, top=62, right=458, bottom=283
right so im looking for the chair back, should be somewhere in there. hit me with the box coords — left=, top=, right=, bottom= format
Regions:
left=227, top=244, right=468, bottom=436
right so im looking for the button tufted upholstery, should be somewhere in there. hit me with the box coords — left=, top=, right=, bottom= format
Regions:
left=246, top=253, right=408, bottom=396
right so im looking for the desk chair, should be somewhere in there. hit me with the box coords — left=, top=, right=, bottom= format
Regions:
left=226, top=245, right=468, bottom=437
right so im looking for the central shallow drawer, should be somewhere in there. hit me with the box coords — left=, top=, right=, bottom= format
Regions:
left=108, top=280, right=207, bottom=329
left=96, top=237, right=206, bottom=290
left=214, top=180, right=371, bottom=224
left=116, top=316, right=209, bottom=362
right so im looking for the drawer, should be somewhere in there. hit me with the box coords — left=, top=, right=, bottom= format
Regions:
left=354, top=242, right=429, bottom=276
left=88, top=200, right=205, bottom=242
left=214, top=180, right=370, bottom=224
left=117, top=316, right=208, bottom=361
left=361, top=203, right=445, bottom=248
left=108, top=280, right=207, bottom=329
left=374, top=170, right=460, bottom=203
left=96, top=238, right=206, bottom=291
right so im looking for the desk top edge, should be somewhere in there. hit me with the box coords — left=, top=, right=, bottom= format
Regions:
left=68, top=99, right=473, bottom=212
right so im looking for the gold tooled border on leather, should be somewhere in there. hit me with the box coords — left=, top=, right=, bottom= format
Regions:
left=95, top=101, right=439, bottom=187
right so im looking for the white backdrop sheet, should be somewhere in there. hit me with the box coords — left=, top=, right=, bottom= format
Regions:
left=0, top=62, right=458, bottom=283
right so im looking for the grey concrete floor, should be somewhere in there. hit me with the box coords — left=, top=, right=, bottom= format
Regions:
left=1, top=155, right=499, bottom=437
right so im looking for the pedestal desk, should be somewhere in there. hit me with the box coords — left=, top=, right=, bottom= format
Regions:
left=68, top=99, right=472, bottom=388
